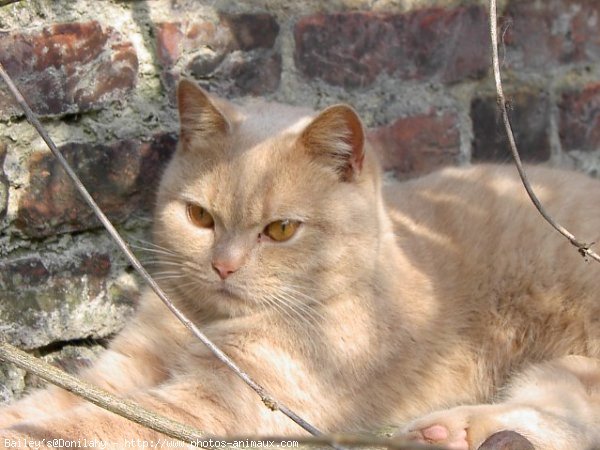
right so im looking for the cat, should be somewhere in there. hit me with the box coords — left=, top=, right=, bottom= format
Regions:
left=0, top=78, right=599, bottom=450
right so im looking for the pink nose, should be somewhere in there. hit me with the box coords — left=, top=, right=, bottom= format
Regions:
left=212, top=260, right=238, bottom=280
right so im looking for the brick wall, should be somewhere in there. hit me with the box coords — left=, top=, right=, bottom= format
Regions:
left=0, top=0, right=599, bottom=402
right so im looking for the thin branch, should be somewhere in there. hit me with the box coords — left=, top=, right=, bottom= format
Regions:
left=0, top=341, right=207, bottom=445
left=222, top=435, right=445, bottom=450
left=0, top=63, right=324, bottom=438
left=488, top=0, right=600, bottom=264
left=0, top=0, right=22, bottom=7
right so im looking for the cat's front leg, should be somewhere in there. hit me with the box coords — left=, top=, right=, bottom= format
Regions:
left=0, top=291, right=181, bottom=428
left=395, top=355, right=600, bottom=450
left=0, top=366, right=295, bottom=449
left=0, top=343, right=169, bottom=429
left=0, top=385, right=79, bottom=430
left=0, top=405, right=169, bottom=450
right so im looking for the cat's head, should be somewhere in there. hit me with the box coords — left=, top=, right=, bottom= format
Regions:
left=152, top=79, right=385, bottom=321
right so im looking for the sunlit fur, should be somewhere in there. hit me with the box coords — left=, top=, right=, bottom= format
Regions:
left=1, top=80, right=599, bottom=450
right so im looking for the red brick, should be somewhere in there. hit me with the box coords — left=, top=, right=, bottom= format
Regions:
left=155, top=21, right=227, bottom=69
left=6, top=258, right=50, bottom=286
left=471, top=90, right=551, bottom=163
left=16, top=133, right=177, bottom=237
left=0, top=252, right=111, bottom=298
left=189, top=52, right=282, bottom=97
left=1, top=253, right=109, bottom=284
left=294, top=5, right=488, bottom=88
left=503, top=0, right=600, bottom=70
left=219, top=13, right=279, bottom=51
left=0, top=21, right=138, bottom=118
left=367, top=113, right=460, bottom=177
left=559, top=83, right=600, bottom=153
left=155, top=14, right=280, bottom=97
left=155, top=22, right=185, bottom=67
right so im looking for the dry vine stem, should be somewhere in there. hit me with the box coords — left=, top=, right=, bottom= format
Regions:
left=0, top=62, right=324, bottom=439
left=225, top=435, right=445, bottom=450
left=489, top=0, right=600, bottom=264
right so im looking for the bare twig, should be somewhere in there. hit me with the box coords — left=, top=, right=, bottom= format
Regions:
left=0, top=0, right=22, bottom=7
left=0, top=341, right=207, bottom=445
left=488, top=0, right=600, bottom=264
left=221, top=435, right=444, bottom=450
left=0, top=63, right=324, bottom=438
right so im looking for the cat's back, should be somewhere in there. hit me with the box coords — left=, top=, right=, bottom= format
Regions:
left=384, top=164, right=600, bottom=261
left=384, top=164, right=600, bottom=361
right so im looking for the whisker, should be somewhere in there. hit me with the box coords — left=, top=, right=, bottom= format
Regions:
left=263, top=292, right=301, bottom=327
left=241, top=278, right=324, bottom=329
left=131, top=246, right=179, bottom=258
left=272, top=291, right=323, bottom=334
left=143, top=260, right=193, bottom=268
left=151, top=272, right=187, bottom=280
left=280, top=285, right=325, bottom=308
left=129, top=239, right=181, bottom=256
left=283, top=284, right=327, bottom=306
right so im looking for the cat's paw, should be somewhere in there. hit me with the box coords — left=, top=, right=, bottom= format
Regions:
left=396, top=405, right=501, bottom=450
left=397, top=411, right=469, bottom=450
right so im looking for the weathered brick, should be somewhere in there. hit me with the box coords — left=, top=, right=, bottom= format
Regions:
left=190, top=51, right=282, bottom=97
left=219, top=13, right=279, bottom=51
left=471, top=90, right=551, bottom=163
left=559, top=83, right=600, bottom=153
left=294, top=5, right=489, bottom=88
left=155, top=14, right=281, bottom=97
left=2, top=253, right=109, bottom=290
left=16, top=132, right=177, bottom=237
left=0, top=21, right=138, bottom=119
left=367, top=113, right=460, bottom=177
left=503, top=0, right=600, bottom=70
left=155, top=21, right=227, bottom=69
left=0, top=250, right=136, bottom=349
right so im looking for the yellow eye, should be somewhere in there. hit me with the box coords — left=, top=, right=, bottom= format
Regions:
left=264, top=219, right=301, bottom=242
left=187, top=204, right=214, bottom=228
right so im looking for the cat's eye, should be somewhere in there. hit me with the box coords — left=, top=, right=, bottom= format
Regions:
left=264, top=219, right=301, bottom=242
left=187, top=204, right=214, bottom=228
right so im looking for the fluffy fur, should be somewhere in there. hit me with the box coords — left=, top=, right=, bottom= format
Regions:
left=1, top=79, right=599, bottom=449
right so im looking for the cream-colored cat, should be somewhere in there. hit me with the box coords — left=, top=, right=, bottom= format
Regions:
left=1, top=79, right=599, bottom=450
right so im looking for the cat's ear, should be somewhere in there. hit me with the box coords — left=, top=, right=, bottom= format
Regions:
left=177, top=79, right=230, bottom=146
left=300, top=105, right=365, bottom=181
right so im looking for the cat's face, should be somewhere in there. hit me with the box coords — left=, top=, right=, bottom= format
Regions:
left=152, top=80, right=382, bottom=321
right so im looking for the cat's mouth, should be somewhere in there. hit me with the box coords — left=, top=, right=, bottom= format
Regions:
left=209, top=282, right=262, bottom=317
left=214, top=282, right=246, bottom=302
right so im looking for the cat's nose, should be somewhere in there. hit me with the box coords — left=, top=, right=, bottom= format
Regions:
left=212, top=260, right=238, bottom=280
